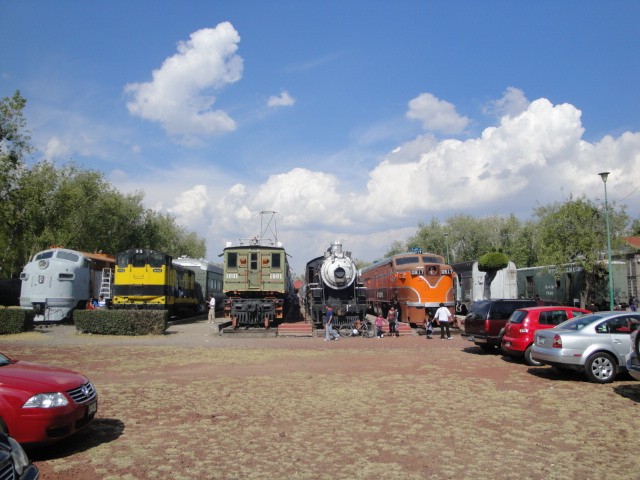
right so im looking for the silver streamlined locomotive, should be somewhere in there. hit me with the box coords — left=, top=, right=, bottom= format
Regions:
left=304, top=240, right=367, bottom=329
left=19, top=248, right=115, bottom=322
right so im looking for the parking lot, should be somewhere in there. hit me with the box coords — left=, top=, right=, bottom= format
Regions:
left=4, top=321, right=640, bottom=479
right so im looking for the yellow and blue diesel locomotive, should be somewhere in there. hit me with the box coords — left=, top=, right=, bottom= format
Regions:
left=112, top=248, right=198, bottom=317
left=222, top=239, right=295, bottom=328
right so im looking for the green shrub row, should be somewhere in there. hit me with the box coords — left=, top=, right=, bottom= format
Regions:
left=0, top=307, right=33, bottom=334
left=74, top=309, right=169, bottom=335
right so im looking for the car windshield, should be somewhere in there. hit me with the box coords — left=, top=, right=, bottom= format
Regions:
left=508, top=310, right=528, bottom=324
left=556, top=313, right=604, bottom=331
left=0, top=353, right=11, bottom=366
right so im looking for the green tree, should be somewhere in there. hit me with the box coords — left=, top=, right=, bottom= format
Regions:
left=534, top=195, right=628, bottom=307
left=406, top=218, right=445, bottom=258
left=443, top=214, right=495, bottom=263
left=509, top=220, right=539, bottom=268
left=0, top=91, right=33, bottom=276
left=0, top=91, right=32, bottom=201
left=383, top=240, right=407, bottom=259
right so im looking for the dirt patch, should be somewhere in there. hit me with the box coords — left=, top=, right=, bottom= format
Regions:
left=4, top=321, right=640, bottom=479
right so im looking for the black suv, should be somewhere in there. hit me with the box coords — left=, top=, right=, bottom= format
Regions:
left=461, top=299, right=537, bottom=351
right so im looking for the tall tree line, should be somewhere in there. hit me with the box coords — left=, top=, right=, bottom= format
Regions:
left=0, top=91, right=205, bottom=278
left=384, top=200, right=632, bottom=274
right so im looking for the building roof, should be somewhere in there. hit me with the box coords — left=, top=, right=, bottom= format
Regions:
left=624, top=236, right=640, bottom=250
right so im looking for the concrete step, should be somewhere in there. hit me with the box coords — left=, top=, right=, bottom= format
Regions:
left=277, top=322, right=314, bottom=337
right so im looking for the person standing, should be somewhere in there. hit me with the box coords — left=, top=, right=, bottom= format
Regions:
left=630, top=296, right=638, bottom=312
left=324, top=306, right=339, bottom=341
left=208, top=295, right=216, bottom=322
left=387, top=306, right=398, bottom=337
left=434, top=302, right=452, bottom=340
left=375, top=313, right=386, bottom=338
left=425, top=316, right=434, bottom=339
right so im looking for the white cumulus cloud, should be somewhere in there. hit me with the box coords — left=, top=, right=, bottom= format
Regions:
left=124, top=22, right=243, bottom=145
left=406, top=92, right=470, bottom=134
left=267, top=90, right=295, bottom=108
left=483, top=87, right=530, bottom=119
left=167, top=184, right=209, bottom=226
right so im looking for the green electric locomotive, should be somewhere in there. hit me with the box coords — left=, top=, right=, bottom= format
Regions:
left=222, top=212, right=295, bottom=328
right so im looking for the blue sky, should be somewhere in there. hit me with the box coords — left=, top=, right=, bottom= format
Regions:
left=2, top=1, right=639, bottom=275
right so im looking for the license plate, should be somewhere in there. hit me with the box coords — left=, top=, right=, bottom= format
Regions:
left=87, top=401, right=97, bottom=416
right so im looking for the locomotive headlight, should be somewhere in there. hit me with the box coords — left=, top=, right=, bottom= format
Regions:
left=38, top=259, right=48, bottom=269
left=23, top=392, right=69, bottom=408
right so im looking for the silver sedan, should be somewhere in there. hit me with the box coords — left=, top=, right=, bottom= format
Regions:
left=626, top=329, right=640, bottom=381
left=531, top=311, right=640, bottom=383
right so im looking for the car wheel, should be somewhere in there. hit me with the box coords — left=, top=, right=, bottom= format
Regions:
left=524, top=345, right=543, bottom=366
left=584, top=352, right=617, bottom=383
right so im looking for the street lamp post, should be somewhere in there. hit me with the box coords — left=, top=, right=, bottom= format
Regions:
left=599, top=171, right=615, bottom=311
left=445, top=233, right=450, bottom=264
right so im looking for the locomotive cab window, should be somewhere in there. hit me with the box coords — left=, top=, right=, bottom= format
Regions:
left=227, top=252, right=237, bottom=268
left=395, top=256, right=420, bottom=266
left=272, top=253, right=281, bottom=269
left=422, top=255, right=443, bottom=264
left=131, top=252, right=147, bottom=268
left=35, top=251, right=54, bottom=261
left=148, top=251, right=166, bottom=268
left=56, top=251, right=80, bottom=263
left=250, top=253, right=258, bottom=270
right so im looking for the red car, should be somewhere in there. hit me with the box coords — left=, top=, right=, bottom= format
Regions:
left=501, top=306, right=591, bottom=365
left=0, top=352, right=98, bottom=445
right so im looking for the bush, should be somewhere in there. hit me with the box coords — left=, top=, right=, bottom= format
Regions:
left=478, top=252, right=509, bottom=272
left=0, top=307, right=34, bottom=334
left=74, top=309, right=169, bottom=335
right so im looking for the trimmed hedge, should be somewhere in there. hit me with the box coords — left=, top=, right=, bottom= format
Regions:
left=74, top=309, right=169, bottom=336
left=478, top=252, right=510, bottom=272
left=0, top=307, right=34, bottom=334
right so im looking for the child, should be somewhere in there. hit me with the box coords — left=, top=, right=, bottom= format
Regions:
left=425, top=318, right=434, bottom=339
left=375, top=314, right=386, bottom=338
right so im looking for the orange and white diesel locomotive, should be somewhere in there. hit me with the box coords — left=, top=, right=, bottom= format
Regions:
left=360, top=251, right=456, bottom=326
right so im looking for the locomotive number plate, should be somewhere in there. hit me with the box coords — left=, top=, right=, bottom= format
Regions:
left=270, top=273, right=282, bottom=279
left=441, top=269, right=453, bottom=274
left=411, top=269, right=424, bottom=275
left=226, top=273, right=239, bottom=279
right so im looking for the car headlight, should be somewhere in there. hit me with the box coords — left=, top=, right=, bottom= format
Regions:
left=23, top=392, right=69, bottom=408
left=7, top=436, right=30, bottom=476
